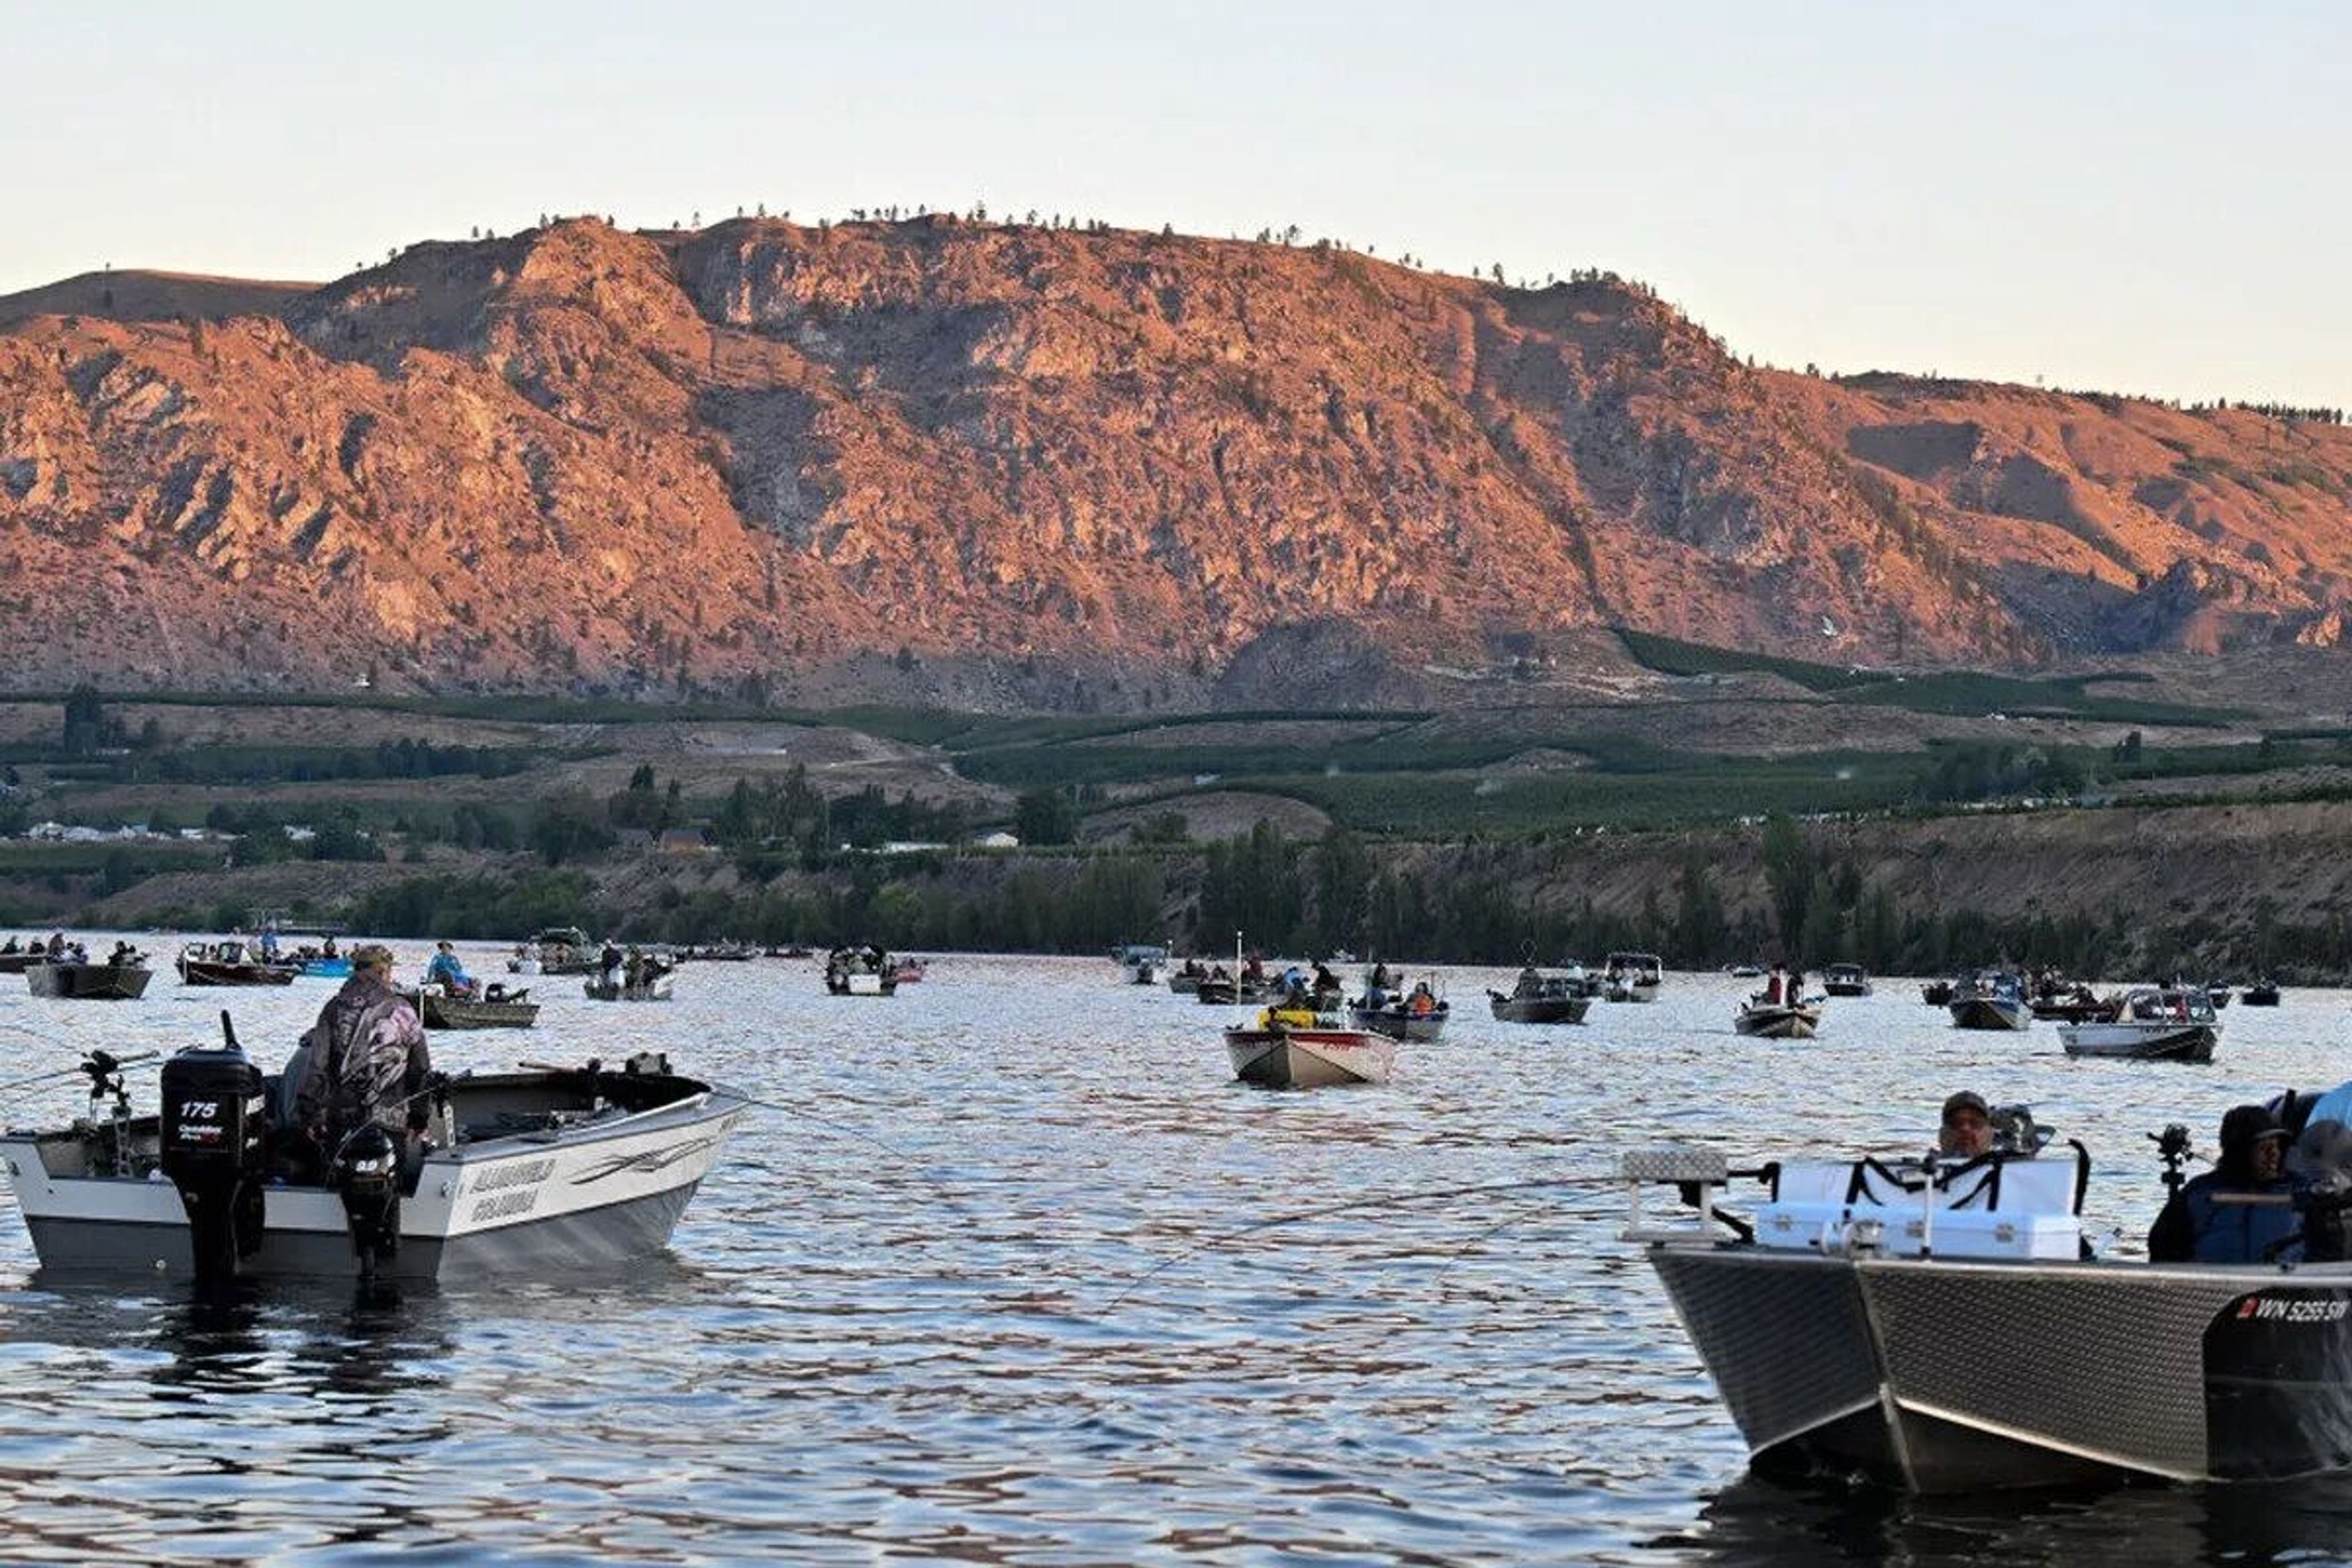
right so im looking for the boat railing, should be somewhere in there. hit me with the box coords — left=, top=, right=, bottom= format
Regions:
left=1619, top=1145, right=1735, bottom=1243
left=1623, top=1142, right=2090, bottom=1259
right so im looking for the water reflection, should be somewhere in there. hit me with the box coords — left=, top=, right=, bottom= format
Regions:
left=0, top=952, right=2344, bottom=1558
left=1664, top=1472, right=2352, bottom=1567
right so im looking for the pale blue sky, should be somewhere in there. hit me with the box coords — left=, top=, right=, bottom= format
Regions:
left=5, top=1, right=2345, bottom=406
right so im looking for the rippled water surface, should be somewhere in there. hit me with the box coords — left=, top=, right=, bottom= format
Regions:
left=4, top=949, right=2351, bottom=1563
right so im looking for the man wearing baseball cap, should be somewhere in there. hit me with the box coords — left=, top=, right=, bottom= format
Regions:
left=293, top=943, right=434, bottom=1166
left=2147, top=1105, right=2299, bottom=1264
left=1938, top=1091, right=1995, bottom=1158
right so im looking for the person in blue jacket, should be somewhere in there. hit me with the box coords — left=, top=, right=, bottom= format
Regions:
left=2148, top=1105, right=2299, bottom=1264
left=424, top=940, right=478, bottom=998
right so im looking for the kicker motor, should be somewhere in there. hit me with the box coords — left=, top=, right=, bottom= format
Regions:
left=157, top=1020, right=270, bottom=1280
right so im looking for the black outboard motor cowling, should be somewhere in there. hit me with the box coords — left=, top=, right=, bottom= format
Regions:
left=159, top=1044, right=269, bottom=1279
left=333, top=1123, right=402, bottom=1278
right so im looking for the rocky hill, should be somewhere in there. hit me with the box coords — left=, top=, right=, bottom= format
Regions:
left=1, top=216, right=2346, bottom=702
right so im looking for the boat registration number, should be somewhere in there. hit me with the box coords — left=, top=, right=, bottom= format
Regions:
left=2236, top=1296, right=2350, bottom=1325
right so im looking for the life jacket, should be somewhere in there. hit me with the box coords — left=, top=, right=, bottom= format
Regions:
left=2179, top=1173, right=2301, bottom=1264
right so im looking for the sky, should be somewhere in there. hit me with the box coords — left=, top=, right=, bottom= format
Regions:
left=4, top=0, right=2346, bottom=409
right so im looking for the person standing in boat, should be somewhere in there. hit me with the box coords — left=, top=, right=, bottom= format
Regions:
left=2148, top=1106, right=2299, bottom=1264
left=1513, top=964, right=1542, bottom=1000
left=295, top=943, right=434, bottom=1159
left=425, top=940, right=478, bottom=998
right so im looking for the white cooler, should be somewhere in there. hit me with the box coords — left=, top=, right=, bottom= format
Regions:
left=1752, top=1152, right=2084, bottom=1261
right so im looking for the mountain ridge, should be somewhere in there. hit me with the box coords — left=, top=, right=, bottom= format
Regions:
left=2, top=215, right=2346, bottom=704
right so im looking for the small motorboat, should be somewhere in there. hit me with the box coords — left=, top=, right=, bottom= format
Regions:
left=1920, top=979, right=1957, bottom=1006
left=2030, top=990, right=2122, bottom=1024
left=2206, top=984, right=2234, bottom=1011
left=176, top=941, right=300, bottom=987
left=2242, top=981, right=2282, bottom=1007
left=0, top=949, right=48, bottom=975
left=584, top=970, right=675, bottom=1003
left=508, top=926, right=598, bottom=976
left=1948, top=971, right=2030, bottom=1031
left=1489, top=970, right=1596, bottom=1024
left=676, top=941, right=759, bottom=962
left=1196, top=973, right=1278, bottom=1006
left=765, top=944, right=815, bottom=959
left=892, top=957, right=928, bottom=984
left=1111, top=943, right=1168, bottom=986
left=1820, top=963, right=1871, bottom=998
left=1602, top=951, right=1664, bottom=1003
left=1347, top=985, right=1449, bottom=1042
left=1224, top=1006, right=1396, bottom=1088
left=1732, top=1000, right=1822, bottom=1039
left=1625, top=1104, right=2352, bottom=1492
left=2059, top=986, right=2220, bottom=1063
left=28, top=960, right=152, bottom=1000
left=417, top=983, right=540, bottom=1030
left=1725, top=963, right=1764, bottom=979
left=824, top=946, right=898, bottom=995
left=1, top=1046, right=744, bottom=1281
left=1166, top=962, right=1208, bottom=995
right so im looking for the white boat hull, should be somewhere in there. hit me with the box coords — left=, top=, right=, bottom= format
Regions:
left=2060, top=1020, right=2219, bottom=1063
left=1223, top=1028, right=1396, bottom=1088
left=1, top=1075, right=746, bottom=1280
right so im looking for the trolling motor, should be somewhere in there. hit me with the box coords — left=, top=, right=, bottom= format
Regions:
left=332, top=1123, right=402, bottom=1280
left=157, top=1014, right=270, bottom=1281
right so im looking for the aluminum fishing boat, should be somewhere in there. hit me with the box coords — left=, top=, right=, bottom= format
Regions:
left=1489, top=968, right=1596, bottom=1024
left=176, top=941, right=298, bottom=987
left=417, top=984, right=540, bottom=1030
left=1948, top=971, right=2030, bottom=1031
left=585, top=971, right=674, bottom=1003
left=28, top=960, right=151, bottom=1000
left=2059, top=986, right=2220, bottom=1063
left=1224, top=1008, right=1395, bottom=1088
left=1603, top=951, right=1664, bottom=1003
left=1732, top=1000, right=1822, bottom=1039
left=1821, top=964, right=1871, bottom=998
left=1627, top=1127, right=2352, bottom=1492
left=1112, top=943, right=1168, bottom=986
left=2, top=1047, right=745, bottom=1281
left=1348, top=993, right=1449, bottom=1042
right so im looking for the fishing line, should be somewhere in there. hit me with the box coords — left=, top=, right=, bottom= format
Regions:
left=1100, top=1174, right=1620, bottom=1314
left=736, top=1091, right=983, bottom=1224
left=0, top=1052, right=160, bottom=1102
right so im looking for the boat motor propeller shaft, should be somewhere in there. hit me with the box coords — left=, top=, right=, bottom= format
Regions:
left=333, top=1123, right=402, bottom=1280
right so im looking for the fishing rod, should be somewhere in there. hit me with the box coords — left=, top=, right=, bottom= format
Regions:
left=0, top=1050, right=162, bottom=1102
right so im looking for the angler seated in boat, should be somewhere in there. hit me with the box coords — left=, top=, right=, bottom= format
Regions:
left=2147, top=1106, right=2298, bottom=1265
left=1695, top=1096, right=2082, bottom=1262
left=425, top=940, right=480, bottom=999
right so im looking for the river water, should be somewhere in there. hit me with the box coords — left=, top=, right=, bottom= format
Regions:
left=2, top=948, right=2349, bottom=1563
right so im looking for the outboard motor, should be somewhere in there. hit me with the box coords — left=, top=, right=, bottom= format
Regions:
left=333, top=1123, right=402, bottom=1278
left=158, top=1041, right=269, bottom=1280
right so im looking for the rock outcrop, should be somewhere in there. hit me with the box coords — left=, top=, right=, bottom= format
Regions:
left=1, top=217, right=2346, bottom=699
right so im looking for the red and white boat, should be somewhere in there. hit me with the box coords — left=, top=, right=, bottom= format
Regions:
left=1223, top=1006, right=1397, bottom=1088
